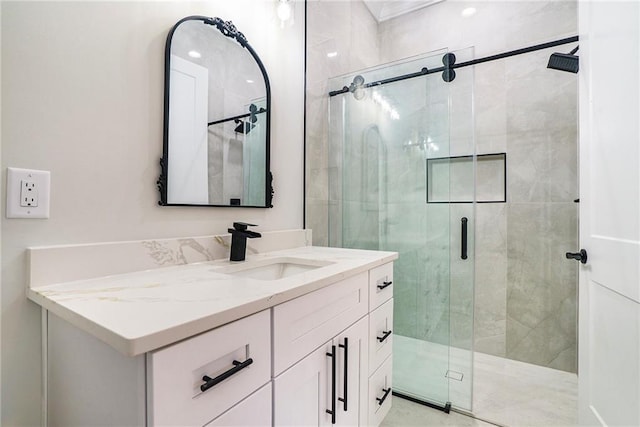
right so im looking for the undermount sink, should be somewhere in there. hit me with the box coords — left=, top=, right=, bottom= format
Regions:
left=219, top=257, right=334, bottom=281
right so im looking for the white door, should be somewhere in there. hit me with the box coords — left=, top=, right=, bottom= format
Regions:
left=167, top=54, right=209, bottom=204
left=578, top=1, right=640, bottom=425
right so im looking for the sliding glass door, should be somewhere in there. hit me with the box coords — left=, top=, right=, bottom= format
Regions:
left=327, top=48, right=475, bottom=410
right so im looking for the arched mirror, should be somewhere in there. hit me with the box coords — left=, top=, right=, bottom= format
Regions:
left=158, top=16, right=273, bottom=207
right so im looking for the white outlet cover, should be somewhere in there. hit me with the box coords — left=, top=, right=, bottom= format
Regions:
left=6, top=167, right=50, bottom=219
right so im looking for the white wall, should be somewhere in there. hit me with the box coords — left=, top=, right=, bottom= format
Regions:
left=0, top=1, right=304, bottom=424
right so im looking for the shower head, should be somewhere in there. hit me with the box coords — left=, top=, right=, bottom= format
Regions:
left=234, top=119, right=254, bottom=134
left=547, top=45, right=579, bottom=73
left=233, top=104, right=263, bottom=135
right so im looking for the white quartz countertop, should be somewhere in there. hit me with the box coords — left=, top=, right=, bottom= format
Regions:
left=28, top=246, right=397, bottom=356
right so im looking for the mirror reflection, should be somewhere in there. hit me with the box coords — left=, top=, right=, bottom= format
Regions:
left=159, top=16, right=272, bottom=207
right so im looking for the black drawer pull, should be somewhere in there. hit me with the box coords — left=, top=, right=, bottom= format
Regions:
left=326, top=346, right=337, bottom=424
left=377, top=281, right=392, bottom=290
left=200, top=358, right=253, bottom=393
left=377, top=330, right=392, bottom=343
left=376, top=388, right=391, bottom=406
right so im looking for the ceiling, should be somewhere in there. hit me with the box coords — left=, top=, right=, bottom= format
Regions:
left=362, top=0, right=445, bottom=22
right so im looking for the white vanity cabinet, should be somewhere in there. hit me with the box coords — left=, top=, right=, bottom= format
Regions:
left=47, top=310, right=271, bottom=427
left=44, top=259, right=396, bottom=427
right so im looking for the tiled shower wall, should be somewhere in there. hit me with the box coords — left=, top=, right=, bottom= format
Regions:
left=306, top=0, right=381, bottom=246
left=306, top=0, right=577, bottom=372
left=473, top=50, right=578, bottom=372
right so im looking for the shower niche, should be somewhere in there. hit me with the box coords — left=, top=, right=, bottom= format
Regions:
left=427, top=153, right=506, bottom=203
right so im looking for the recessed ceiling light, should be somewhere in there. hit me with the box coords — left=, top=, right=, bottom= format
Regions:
left=188, top=50, right=201, bottom=58
left=461, top=7, right=476, bottom=17
left=327, top=51, right=338, bottom=58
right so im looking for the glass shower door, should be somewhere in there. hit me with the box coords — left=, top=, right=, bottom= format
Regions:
left=327, top=48, right=475, bottom=410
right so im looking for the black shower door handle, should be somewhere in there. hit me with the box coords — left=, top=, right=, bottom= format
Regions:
left=461, top=217, right=468, bottom=260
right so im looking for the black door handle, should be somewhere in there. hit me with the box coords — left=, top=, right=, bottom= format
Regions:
left=461, top=217, right=468, bottom=260
left=566, top=249, right=587, bottom=264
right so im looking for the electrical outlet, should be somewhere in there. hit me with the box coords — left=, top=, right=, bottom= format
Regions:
left=20, top=180, right=38, bottom=207
left=6, top=167, right=50, bottom=219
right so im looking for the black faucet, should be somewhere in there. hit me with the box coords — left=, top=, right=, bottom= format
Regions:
left=228, top=222, right=261, bottom=261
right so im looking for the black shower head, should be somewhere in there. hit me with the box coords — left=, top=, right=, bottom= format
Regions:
left=548, top=45, right=579, bottom=73
left=234, top=119, right=255, bottom=135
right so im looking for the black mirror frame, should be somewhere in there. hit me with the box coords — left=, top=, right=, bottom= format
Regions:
left=158, top=16, right=273, bottom=208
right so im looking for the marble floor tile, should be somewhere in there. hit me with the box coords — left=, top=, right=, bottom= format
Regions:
left=392, top=336, right=577, bottom=427
left=473, top=352, right=578, bottom=427
left=382, top=397, right=498, bottom=427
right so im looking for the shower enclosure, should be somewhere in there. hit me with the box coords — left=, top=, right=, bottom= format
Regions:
left=307, top=1, right=579, bottom=424
left=327, top=48, right=479, bottom=410
left=321, top=39, right=579, bottom=421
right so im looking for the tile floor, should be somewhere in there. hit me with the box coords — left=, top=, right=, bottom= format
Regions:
left=473, top=351, right=578, bottom=427
left=381, top=397, right=497, bottom=427
left=390, top=335, right=578, bottom=426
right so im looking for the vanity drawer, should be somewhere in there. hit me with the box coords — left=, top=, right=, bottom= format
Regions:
left=273, top=272, right=368, bottom=375
left=369, top=263, right=394, bottom=311
left=369, top=298, right=394, bottom=375
left=205, top=382, right=272, bottom=427
left=147, top=310, right=271, bottom=427
left=368, top=355, right=393, bottom=427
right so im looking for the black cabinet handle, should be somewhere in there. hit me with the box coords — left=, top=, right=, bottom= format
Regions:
left=376, top=388, right=391, bottom=406
left=461, top=217, right=468, bottom=260
left=377, top=330, right=392, bottom=343
left=326, top=345, right=336, bottom=424
left=338, top=338, right=348, bottom=412
left=377, top=280, right=393, bottom=290
left=200, top=358, right=253, bottom=393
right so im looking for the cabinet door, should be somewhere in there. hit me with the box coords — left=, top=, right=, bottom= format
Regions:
left=274, top=342, right=333, bottom=427
left=206, top=383, right=271, bottom=427
left=333, top=316, right=369, bottom=427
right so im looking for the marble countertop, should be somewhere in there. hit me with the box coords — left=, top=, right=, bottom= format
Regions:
left=28, top=245, right=397, bottom=356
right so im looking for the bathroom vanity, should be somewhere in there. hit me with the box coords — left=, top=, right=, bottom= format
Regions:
left=27, top=230, right=397, bottom=426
